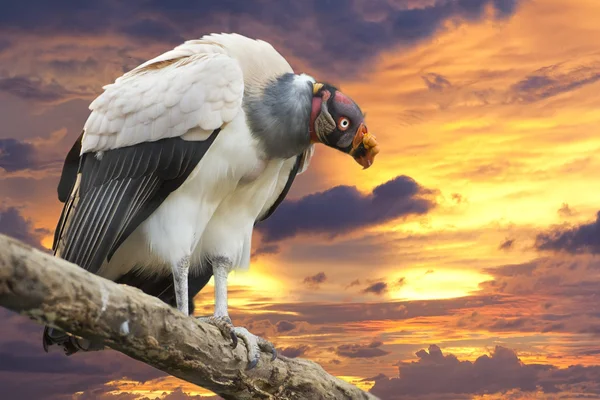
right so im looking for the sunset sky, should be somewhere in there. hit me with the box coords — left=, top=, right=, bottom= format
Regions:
left=1, top=0, right=600, bottom=399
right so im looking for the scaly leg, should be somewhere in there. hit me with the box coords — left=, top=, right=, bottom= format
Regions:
left=198, top=257, right=276, bottom=369
left=172, top=255, right=190, bottom=315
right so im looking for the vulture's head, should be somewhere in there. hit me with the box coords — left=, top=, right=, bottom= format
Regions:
left=310, top=82, right=379, bottom=169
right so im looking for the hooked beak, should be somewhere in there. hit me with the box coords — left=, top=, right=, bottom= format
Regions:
left=349, top=123, right=379, bottom=169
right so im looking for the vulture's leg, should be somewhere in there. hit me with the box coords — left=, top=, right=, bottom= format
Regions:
left=197, top=258, right=237, bottom=345
left=172, top=255, right=191, bottom=315
left=198, top=257, right=276, bottom=369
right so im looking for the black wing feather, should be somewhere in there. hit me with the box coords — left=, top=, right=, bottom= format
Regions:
left=255, top=154, right=302, bottom=223
left=57, top=131, right=83, bottom=203
left=54, top=130, right=220, bottom=274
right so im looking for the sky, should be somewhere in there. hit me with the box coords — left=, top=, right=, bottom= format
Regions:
left=1, top=0, right=600, bottom=398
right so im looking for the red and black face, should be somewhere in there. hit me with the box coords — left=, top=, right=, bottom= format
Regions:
left=310, top=83, right=379, bottom=169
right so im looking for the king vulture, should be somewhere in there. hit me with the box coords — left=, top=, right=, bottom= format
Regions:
left=42, top=33, right=379, bottom=367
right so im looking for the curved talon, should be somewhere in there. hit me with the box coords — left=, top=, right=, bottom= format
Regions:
left=256, top=336, right=277, bottom=361
left=248, top=357, right=259, bottom=370
left=198, top=317, right=276, bottom=368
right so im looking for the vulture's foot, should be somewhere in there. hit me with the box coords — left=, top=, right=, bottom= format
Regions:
left=233, top=326, right=277, bottom=369
left=197, top=316, right=277, bottom=368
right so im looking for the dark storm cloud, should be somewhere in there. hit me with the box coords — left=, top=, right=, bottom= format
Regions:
left=0, top=138, right=36, bottom=172
left=275, top=320, right=296, bottom=333
left=535, top=211, right=600, bottom=254
left=336, top=340, right=390, bottom=359
left=498, top=238, right=514, bottom=250
left=0, top=137, right=64, bottom=176
left=363, top=282, right=388, bottom=295
left=257, top=175, right=437, bottom=242
left=0, top=207, right=50, bottom=248
left=303, top=272, right=327, bottom=288
left=251, top=243, right=280, bottom=258
left=369, top=344, right=600, bottom=399
left=0, top=0, right=522, bottom=76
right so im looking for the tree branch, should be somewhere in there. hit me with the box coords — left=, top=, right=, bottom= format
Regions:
left=0, top=234, right=379, bottom=400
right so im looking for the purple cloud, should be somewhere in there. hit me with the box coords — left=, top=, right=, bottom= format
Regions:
left=257, top=175, right=437, bottom=242
left=303, top=272, right=327, bottom=289
left=363, top=282, right=388, bottom=295
left=0, top=207, right=50, bottom=249
left=535, top=211, right=600, bottom=254
left=336, top=340, right=390, bottom=358
left=370, top=344, right=600, bottom=399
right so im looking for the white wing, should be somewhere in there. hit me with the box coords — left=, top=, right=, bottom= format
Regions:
left=81, top=45, right=245, bottom=154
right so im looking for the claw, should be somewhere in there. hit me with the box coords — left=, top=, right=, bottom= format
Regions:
left=248, top=357, right=259, bottom=370
left=233, top=326, right=277, bottom=368
left=198, top=316, right=276, bottom=368
left=257, top=335, right=277, bottom=361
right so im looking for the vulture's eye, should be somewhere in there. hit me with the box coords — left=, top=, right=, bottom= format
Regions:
left=338, top=117, right=350, bottom=131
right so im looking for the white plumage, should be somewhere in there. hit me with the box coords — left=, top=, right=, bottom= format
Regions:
left=78, top=34, right=306, bottom=280
left=45, top=32, right=377, bottom=366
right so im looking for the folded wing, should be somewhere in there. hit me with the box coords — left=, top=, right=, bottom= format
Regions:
left=53, top=46, right=245, bottom=274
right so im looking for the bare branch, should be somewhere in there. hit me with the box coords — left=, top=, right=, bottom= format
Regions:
left=0, top=234, right=379, bottom=400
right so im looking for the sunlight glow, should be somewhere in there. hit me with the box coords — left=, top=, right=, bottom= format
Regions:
left=390, top=268, right=492, bottom=301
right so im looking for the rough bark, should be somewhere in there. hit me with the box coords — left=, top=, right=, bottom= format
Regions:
left=0, top=234, right=379, bottom=400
